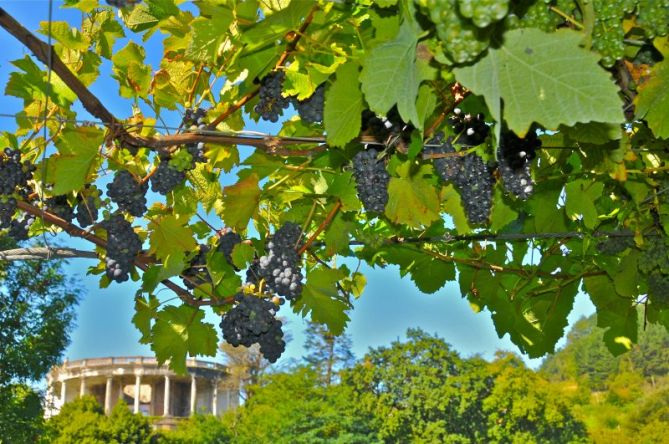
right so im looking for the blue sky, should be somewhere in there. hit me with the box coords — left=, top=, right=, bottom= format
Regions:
left=0, top=0, right=595, bottom=371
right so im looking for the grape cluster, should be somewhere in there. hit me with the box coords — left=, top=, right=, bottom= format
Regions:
left=458, top=0, right=509, bottom=28
left=254, top=72, right=290, bottom=123
left=421, top=0, right=493, bottom=63
left=45, top=195, right=75, bottom=223
left=425, top=135, right=493, bottom=224
left=647, top=272, right=669, bottom=306
left=76, top=195, right=99, bottom=227
left=258, top=222, right=304, bottom=300
left=0, top=148, right=34, bottom=195
left=361, top=108, right=413, bottom=146
left=106, top=170, right=148, bottom=217
left=246, top=259, right=261, bottom=286
left=220, top=293, right=286, bottom=363
left=637, top=0, right=669, bottom=39
left=150, top=159, right=186, bottom=195
left=8, top=215, right=35, bottom=242
left=596, top=234, right=635, bottom=255
left=591, top=0, right=636, bottom=67
left=448, top=109, right=489, bottom=146
left=352, top=148, right=390, bottom=214
left=505, top=0, right=561, bottom=32
left=105, top=0, right=142, bottom=8
left=101, top=215, right=142, bottom=283
left=217, top=230, right=242, bottom=267
left=182, top=244, right=212, bottom=290
left=638, top=238, right=669, bottom=306
left=497, top=130, right=540, bottom=200
left=294, top=85, right=325, bottom=123
left=183, top=108, right=208, bottom=164
left=0, top=197, right=17, bottom=229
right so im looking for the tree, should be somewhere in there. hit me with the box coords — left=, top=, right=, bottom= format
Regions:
left=156, top=414, right=231, bottom=444
left=0, top=0, right=667, bottom=373
left=303, top=321, right=355, bottom=385
left=0, top=236, right=80, bottom=442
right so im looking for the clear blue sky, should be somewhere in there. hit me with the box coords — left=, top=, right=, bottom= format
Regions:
left=0, top=1, right=595, bottom=370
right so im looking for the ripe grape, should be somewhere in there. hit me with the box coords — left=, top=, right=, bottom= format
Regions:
left=294, top=85, right=325, bottom=124
left=0, top=196, right=17, bottom=229
left=497, top=130, right=539, bottom=200
left=106, top=170, right=148, bottom=217
left=0, top=148, right=34, bottom=195
left=8, top=214, right=34, bottom=242
left=258, top=222, right=304, bottom=300
left=217, top=230, right=242, bottom=267
left=101, top=214, right=142, bottom=283
left=254, top=72, right=290, bottom=123
left=75, top=195, right=99, bottom=227
left=448, top=109, right=489, bottom=147
left=352, top=148, right=390, bottom=214
left=220, top=293, right=286, bottom=363
left=45, top=195, right=75, bottom=223
left=182, top=244, right=212, bottom=290
left=105, top=0, right=141, bottom=8
left=150, top=160, right=186, bottom=195
left=183, top=108, right=208, bottom=165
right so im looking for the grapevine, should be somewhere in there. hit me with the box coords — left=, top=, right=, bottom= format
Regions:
left=294, top=85, right=325, bottom=124
left=254, top=72, right=290, bottom=123
left=258, top=223, right=304, bottom=301
left=352, top=148, right=390, bottom=214
left=106, top=170, right=148, bottom=217
left=101, top=215, right=142, bottom=284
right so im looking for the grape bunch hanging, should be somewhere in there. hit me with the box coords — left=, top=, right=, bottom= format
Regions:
left=0, top=148, right=36, bottom=240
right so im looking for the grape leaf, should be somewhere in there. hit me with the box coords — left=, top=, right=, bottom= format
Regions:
left=222, top=174, right=261, bottom=231
left=490, top=188, right=518, bottom=231
left=584, top=275, right=638, bottom=355
left=454, top=28, right=623, bottom=136
left=51, top=126, right=104, bottom=194
left=185, top=12, right=233, bottom=62
left=111, top=42, right=151, bottom=98
left=38, top=21, right=89, bottom=51
left=132, top=294, right=160, bottom=344
left=324, top=62, right=364, bottom=148
left=360, top=22, right=422, bottom=128
left=635, top=59, right=669, bottom=139
left=294, top=267, right=350, bottom=335
left=231, top=242, right=255, bottom=269
left=151, top=305, right=218, bottom=374
left=377, top=245, right=455, bottom=294
left=148, top=215, right=197, bottom=263
left=385, top=165, right=440, bottom=228
left=565, top=179, right=604, bottom=229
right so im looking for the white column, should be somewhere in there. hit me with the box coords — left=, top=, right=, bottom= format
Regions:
left=60, top=380, right=67, bottom=405
left=104, top=377, right=113, bottom=414
left=134, top=375, right=141, bottom=414
left=79, top=378, right=86, bottom=397
left=190, top=375, right=197, bottom=416
left=211, top=381, right=218, bottom=416
left=163, top=375, right=170, bottom=417
left=226, top=389, right=231, bottom=409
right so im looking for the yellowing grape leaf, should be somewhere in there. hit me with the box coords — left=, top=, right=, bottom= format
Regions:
left=151, top=305, right=218, bottom=374
left=636, top=59, right=669, bottom=139
left=385, top=165, right=440, bottom=228
left=324, top=62, right=364, bottom=147
left=51, top=126, right=104, bottom=194
left=148, top=215, right=197, bottom=263
left=454, top=28, right=623, bottom=137
left=222, top=173, right=261, bottom=231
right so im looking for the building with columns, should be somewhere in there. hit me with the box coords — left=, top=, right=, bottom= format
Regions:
left=45, top=356, right=238, bottom=425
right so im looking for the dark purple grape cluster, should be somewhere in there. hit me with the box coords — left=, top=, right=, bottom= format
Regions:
left=0, top=196, right=17, bottom=229
left=217, top=230, right=242, bottom=267
left=448, top=109, right=489, bottom=146
left=294, top=85, right=324, bottom=123
left=220, top=293, right=286, bottom=363
left=254, top=72, right=290, bottom=123
left=596, top=232, right=635, bottom=255
left=258, top=222, right=304, bottom=300
left=105, top=0, right=141, bottom=8
left=106, top=170, right=148, bottom=217
left=76, top=195, right=99, bottom=227
left=183, top=108, right=208, bottom=165
left=352, top=148, right=390, bottom=214
left=246, top=258, right=261, bottom=286
left=425, top=135, right=493, bottom=224
left=0, top=148, right=34, bottom=195
left=8, top=214, right=35, bottom=241
left=101, top=215, right=142, bottom=283
left=150, top=160, right=186, bottom=195
left=45, top=195, right=75, bottom=223
left=497, top=130, right=540, bottom=200
left=182, top=244, right=211, bottom=290
left=361, top=107, right=413, bottom=146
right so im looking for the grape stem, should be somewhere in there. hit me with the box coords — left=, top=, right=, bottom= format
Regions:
left=297, top=200, right=342, bottom=256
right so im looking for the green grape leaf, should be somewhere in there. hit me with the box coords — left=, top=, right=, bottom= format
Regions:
left=324, top=214, right=351, bottom=256
left=454, top=28, right=623, bottom=136
left=441, top=184, right=472, bottom=234
left=231, top=242, right=255, bottom=270
left=148, top=215, right=197, bottom=263
left=222, top=174, right=261, bottom=231
left=565, top=179, right=604, bottom=229
left=132, top=294, right=160, bottom=344
left=584, top=275, right=638, bottom=355
left=360, top=22, right=422, bottom=128
left=188, top=163, right=224, bottom=214
left=374, top=0, right=398, bottom=7
left=51, top=126, right=104, bottom=194
left=377, top=245, right=455, bottom=294
left=185, top=12, right=233, bottom=62
left=635, top=59, right=669, bottom=139
left=490, top=188, right=518, bottom=231
left=326, top=172, right=361, bottom=212
left=294, top=267, right=350, bottom=335
left=385, top=165, right=440, bottom=228
left=111, top=42, right=151, bottom=98
left=151, top=305, right=218, bottom=374
left=38, top=21, right=89, bottom=51
left=324, top=62, right=364, bottom=148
